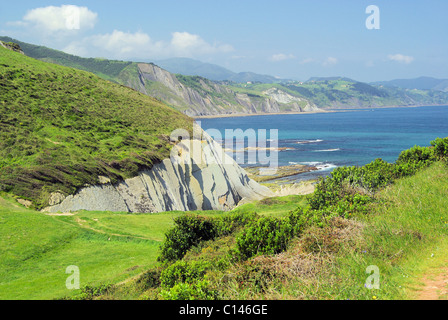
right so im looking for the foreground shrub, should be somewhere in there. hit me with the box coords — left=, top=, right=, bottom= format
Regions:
left=159, top=280, right=218, bottom=300
left=235, top=216, right=293, bottom=260
left=158, top=215, right=218, bottom=262
left=396, top=145, right=435, bottom=175
left=60, top=283, right=114, bottom=300
left=158, top=212, right=259, bottom=263
left=160, top=260, right=210, bottom=288
left=431, top=137, right=448, bottom=160
left=136, top=269, right=161, bottom=290
left=215, top=211, right=259, bottom=236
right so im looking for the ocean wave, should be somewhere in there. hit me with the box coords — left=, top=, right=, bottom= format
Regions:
left=300, top=161, right=322, bottom=166
left=297, top=139, right=323, bottom=144
left=314, top=148, right=340, bottom=152
left=316, top=163, right=338, bottom=171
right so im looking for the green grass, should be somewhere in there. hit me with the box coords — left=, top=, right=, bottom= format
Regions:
left=231, top=195, right=308, bottom=218
left=0, top=194, right=161, bottom=299
left=0, top=45, right=192, bottom=208
left=0, top=192, right=307, bottom=300
left=0, top=36, right=132, bottom=81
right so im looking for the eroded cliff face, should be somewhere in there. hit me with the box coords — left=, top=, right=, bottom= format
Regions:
left=42, top=129, right=273, bottom=213
left=118, top=63, right=318, bottom=117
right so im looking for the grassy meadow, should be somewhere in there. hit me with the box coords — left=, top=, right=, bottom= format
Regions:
left=0, top=191, right=306, bottom=300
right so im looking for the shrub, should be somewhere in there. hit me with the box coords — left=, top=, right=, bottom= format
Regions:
left=431, top=137, right=448, bottom=160
left=215, top=211, right=259, bottom=236
left=159, top=280, right=218, bottom=300
left=235, top=216, right=292, bottom=260
left=61, top=283, right=114, bottom=300
left=309, top=158, right=395, bottom=211
left=136, top=269, right=161, bottom=290
left=158, top=215, right=218, bottom=262
left=160, top=260, right=210, bottom=288
left=234, top=259, right=282, bottom=293
left=396, top=145, right=435, bottom=172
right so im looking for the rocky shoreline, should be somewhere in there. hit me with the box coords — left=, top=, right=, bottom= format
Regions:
left=244, top=163, right=318, bottom=183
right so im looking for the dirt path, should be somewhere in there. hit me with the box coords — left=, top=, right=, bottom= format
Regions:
left=415, top=268, right=448, bottom=300
left=73, top=217, right=158, bottom=242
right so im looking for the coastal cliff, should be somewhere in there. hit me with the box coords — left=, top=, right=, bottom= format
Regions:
left=42, top=128, right=273, bottom=213
left=117, top=62, right=319, bottom=117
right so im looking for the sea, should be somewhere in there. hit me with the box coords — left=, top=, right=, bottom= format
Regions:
left=197, top=105, right=448, bottom=182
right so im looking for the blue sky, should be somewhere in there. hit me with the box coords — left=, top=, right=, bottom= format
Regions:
left=1, top=0, right=447, bottom=82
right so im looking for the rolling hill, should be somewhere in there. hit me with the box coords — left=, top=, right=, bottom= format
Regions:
left=372, top=76, right=448, bottom=92
left=0, top=42, right=192, bottom=209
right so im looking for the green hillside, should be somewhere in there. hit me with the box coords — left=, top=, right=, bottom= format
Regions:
left=0, top=45, right=192, bottom=209
left=0, top=36, right=131, bottom=82
left=235, top=78, right=448, bottom=108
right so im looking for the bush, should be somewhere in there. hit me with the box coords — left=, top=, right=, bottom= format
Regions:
left=309, top=158, right=396, bottom=211
left=160, top=260, right=210, bottom=288
left=159, top=280, right=218, bottom=300
left=61, top=283, right=114, bottom=300
left=396, top=145, right=435, bottom=172
left=158, top=212, right=259, bottom=263
left=431, top=137, right=448, bottom=160
left=158, top=215, right=218, bottom=262
left=136, top=269, right=161, bottom=290
left=215, top=211, right=259, bottom=236
left=235, top=216, right=293, bottom=260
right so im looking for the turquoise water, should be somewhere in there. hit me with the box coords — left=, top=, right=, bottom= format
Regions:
left=197, top=105, right=448, bottom=182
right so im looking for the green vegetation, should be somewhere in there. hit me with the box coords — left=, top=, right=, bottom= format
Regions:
left=0, top=45, right=192, bottom=208
left=234, top=78, right=448, bottom=109
left=0, top=36, right=131, bottom=81
left=1, top=138, right=447, bottom=300
left=0, top=193, right=304, bottom=299
left=105, top=137, right=447, bottom=300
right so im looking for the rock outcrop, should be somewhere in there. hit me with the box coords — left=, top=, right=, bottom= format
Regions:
left=42, top=128, right=273, bottom=213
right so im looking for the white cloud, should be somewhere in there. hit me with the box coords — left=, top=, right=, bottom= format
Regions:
left=63, top=30, right=234, bottom=60
left=270, top=53, right=295, bottom=61
left=170, top=32, right=234, bottom=56
left=322, top=57, right=338, bottom=66
left=22, top=5, right=97, bottom=32
left=388, top=54, right=414, bottom=64
left=6, top=6, right=233, bottom=60
left=300, top=58, right=315, bottom=64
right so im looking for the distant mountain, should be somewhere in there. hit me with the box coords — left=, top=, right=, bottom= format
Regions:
left=307, top=76, right=356, bottom=82
left=228, top=71, right=282, bottom=84
left=372, top=76, right=448, bottom=92
left=155, top=57, right=285, bottom=83
left=154, top=57, right=235, bottom=82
